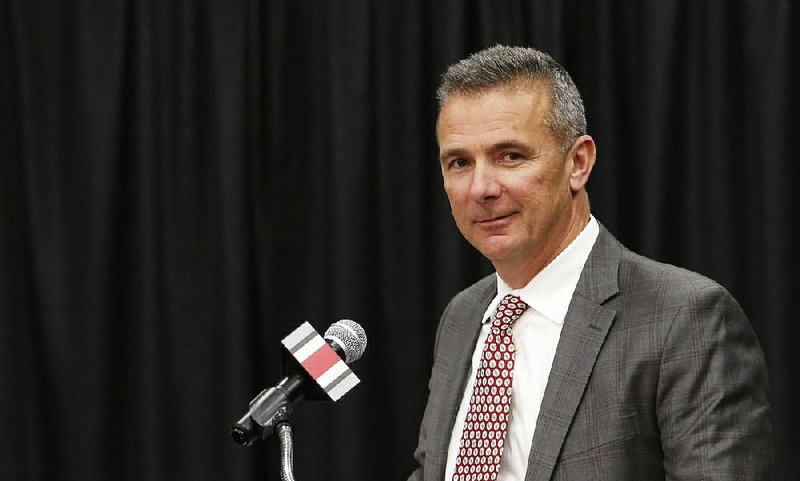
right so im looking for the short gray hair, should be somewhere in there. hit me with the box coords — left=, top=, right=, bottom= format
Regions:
left=437, top=45, right=586, bottom=152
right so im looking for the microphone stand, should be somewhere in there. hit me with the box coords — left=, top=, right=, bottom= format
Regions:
left=276, top=421, right=296, bottom=481
left=272, top=408, right=296, bottom=481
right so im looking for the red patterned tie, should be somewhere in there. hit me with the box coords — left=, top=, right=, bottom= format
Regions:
left=452, top=294, right=529, bottom=481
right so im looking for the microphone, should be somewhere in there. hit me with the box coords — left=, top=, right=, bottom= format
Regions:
left=231, top=319, right=367, bottom=446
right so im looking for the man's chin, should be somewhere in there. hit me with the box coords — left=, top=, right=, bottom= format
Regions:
left=472, top=236, right=519, bottom=262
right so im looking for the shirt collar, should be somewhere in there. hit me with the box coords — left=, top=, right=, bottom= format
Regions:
left=488, top=216, right=600, bottom=325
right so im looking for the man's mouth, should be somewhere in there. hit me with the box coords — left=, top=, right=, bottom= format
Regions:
left=476, top=212, right=517, bottom=225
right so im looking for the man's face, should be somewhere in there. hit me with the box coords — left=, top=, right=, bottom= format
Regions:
left=437, top=85, right=576, bottom=269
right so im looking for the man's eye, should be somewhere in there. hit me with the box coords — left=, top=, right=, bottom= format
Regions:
left=503, top=152, right=524, bottom=162
left=451, top=158, right=469, bottom=168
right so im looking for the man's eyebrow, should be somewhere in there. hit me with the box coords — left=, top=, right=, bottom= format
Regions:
left=489, top=140, right=531, bottom=153
left=439, top=147, right=467, bottom=162
left=439, top=140, right=535, bottom=163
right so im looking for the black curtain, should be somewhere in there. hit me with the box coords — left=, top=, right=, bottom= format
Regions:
left=2, top=1, right=797, bottom=480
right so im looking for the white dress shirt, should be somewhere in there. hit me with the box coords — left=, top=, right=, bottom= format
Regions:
left=444, top=217, right=600, bottom=481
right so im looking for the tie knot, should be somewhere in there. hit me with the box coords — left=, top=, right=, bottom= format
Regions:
left=492, top=294, right=528, bottom=328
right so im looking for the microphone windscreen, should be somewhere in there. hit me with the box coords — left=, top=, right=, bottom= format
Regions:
left=324, top=319, right=367, bottom=364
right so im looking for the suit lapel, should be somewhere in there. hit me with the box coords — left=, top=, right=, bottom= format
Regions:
left=524, top=225, right=622, bottom=481
left=428, top=277, right=497, bottom=481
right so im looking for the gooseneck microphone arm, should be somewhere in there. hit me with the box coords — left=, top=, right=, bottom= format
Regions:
left=277, top=422, right=296, bottom=481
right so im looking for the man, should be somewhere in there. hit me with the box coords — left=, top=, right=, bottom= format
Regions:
left=409, top=45, right=772, bottom=480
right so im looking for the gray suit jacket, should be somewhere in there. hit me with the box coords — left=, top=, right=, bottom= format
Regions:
left=409, top=225, right=772, bottom=480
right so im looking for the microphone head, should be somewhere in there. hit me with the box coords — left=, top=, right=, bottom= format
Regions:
left=324, top=319, right=367, bottom=364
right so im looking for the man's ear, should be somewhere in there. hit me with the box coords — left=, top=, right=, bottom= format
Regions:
left=567, top=135, right=596, bottom=192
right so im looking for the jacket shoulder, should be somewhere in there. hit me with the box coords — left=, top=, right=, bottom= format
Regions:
left=618, top=248, right=729, bottom=301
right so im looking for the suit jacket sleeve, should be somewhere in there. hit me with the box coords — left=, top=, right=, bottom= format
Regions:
left=657, top=284, right=773, bottom=479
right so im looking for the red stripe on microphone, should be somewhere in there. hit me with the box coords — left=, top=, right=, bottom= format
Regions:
left=301, top=343, right=341, bottom=380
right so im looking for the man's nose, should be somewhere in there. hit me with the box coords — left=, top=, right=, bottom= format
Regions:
left=469, top=162, right=502, bottom=203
